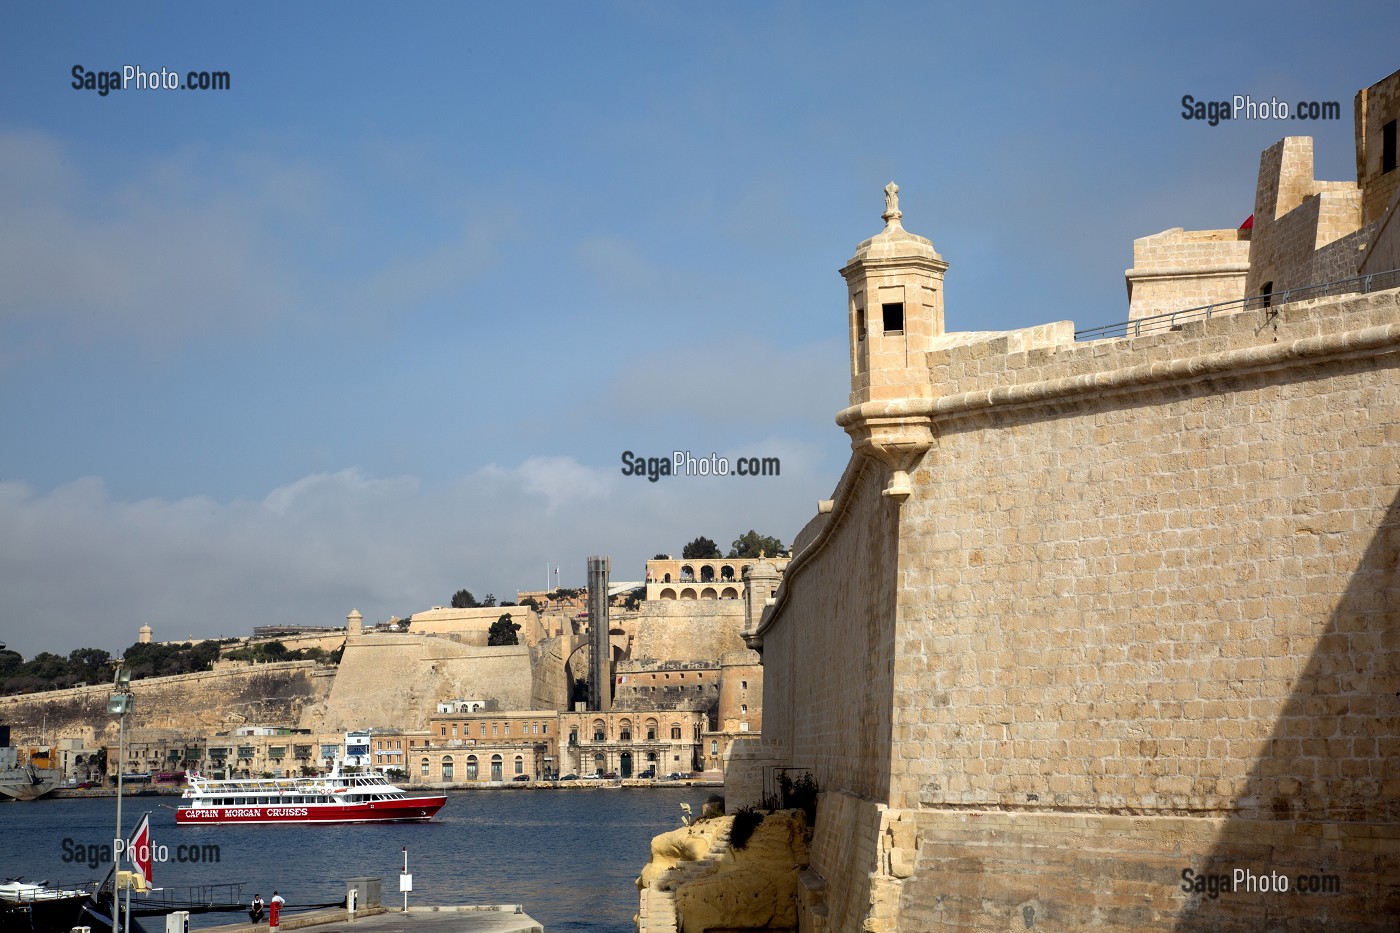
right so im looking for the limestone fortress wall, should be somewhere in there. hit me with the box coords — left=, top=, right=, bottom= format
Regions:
left=757, top=286, right=1400, bottom=933
left=740, top=98, right=1400, bottom=929
left=0, top=660, right=329, bottom=746
left=304, top=631, right=534, bottom=733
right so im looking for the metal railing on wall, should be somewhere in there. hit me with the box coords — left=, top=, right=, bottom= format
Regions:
left=1075, top=268, right=1400, bottom=341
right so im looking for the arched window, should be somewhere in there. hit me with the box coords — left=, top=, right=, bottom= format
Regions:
left=442, top=755, right=454, bottom=782
left=593, top=719, right=606, bottom=742
left=670, top=725, right=681, bottom=740
left=720, top=565, right=735, bottom=581
left=620, top=719, right=632, bottom=742
left=466, top=755, right=478, bottom=781
left=645, top=718, right=658, bottom=741
left=514, top=755, right=524, bottom=774
left=700, top=565, right=715, bottom=583
left=420, top=757, right=429, bottom=776
left=490, top=755, right=503, bottom=782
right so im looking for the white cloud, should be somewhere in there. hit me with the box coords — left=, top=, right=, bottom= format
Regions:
left=0, top=448, right=837, bottom=659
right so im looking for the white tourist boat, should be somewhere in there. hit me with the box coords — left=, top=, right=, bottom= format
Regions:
left=176, top=768, right=446, bottom=825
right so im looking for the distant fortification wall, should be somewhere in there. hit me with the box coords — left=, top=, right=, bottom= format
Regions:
left=0, top=661, right=328, bottom=747
left=405, top=605, right=539, bottom=646
left=529, top=636, right=573, bottom=711
left=305, top=633, right=532, bottom=733
left=631, top=599, right=746, bottom=662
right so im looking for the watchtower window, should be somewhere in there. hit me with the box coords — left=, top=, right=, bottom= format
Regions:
left=855, top=308, right=866, bottom=342
left=882, top=303, right=904, bottom=334
left=1384, top=119, right=1397, bottom=174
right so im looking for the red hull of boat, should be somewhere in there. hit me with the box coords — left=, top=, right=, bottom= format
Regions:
left=176, top=795, right=446, bottom=825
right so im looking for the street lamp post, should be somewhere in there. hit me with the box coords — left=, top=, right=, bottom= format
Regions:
left=108, top=664, right=133, bottom=933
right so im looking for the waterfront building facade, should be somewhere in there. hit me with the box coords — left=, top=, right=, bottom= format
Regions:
left=556, top=709, right=705, bottom=778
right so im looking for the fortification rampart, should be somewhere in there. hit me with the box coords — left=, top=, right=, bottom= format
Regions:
left=0, top=661, right=328, bottom=747
left=754, top=285, right=1400, bottom=931
left=306, top=633, right=533, bottom=733
left=631, top=599, right=746, bottom=662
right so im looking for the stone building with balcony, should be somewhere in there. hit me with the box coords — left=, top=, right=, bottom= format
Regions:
left=556, top=708, right=705, bottom=778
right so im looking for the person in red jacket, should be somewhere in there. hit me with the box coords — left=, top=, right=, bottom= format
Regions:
left=268, top=892, right=285, bottom=928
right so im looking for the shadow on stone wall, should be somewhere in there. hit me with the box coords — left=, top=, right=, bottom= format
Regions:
left=1175, top=487, right=1399, bottom=931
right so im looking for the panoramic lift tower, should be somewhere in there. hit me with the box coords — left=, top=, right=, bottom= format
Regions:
left=586, top=555, right=612, bottom=711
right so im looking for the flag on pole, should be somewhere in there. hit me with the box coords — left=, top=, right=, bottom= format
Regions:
left=127, top=812, right=153, bottom=886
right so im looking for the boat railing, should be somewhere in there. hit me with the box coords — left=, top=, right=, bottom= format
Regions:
left=124, top=882, right=249, bottom=916
left=0, top=879, right=102, bottom=903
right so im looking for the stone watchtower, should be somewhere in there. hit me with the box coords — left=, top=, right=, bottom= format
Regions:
left=836, top=183, right=946, bottom=499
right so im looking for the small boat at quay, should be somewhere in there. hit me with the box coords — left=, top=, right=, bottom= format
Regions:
left=175, top=768, right=446, bottom=825
left=0, top=880, right=109, bottom=933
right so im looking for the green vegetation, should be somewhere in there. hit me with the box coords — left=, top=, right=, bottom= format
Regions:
left=729, top=805, right=765, bottom=850
left=682, top=536, right=722, bottom=559
left=762, top=770, right=819, bottom=826
left=487, top=613, right=520, bottom=646
left=451, top=589, right=479, bottom=608
left=222, top=640, right=338, bottom=664
left=0, top=636, right=343, bottom=696
left=728, top=530, right=786, bottom=559
left=675, top=531, right=786, bottom=561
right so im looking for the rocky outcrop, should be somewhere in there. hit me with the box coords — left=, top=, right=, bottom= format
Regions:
left=637, top=810, right=808, bottom=933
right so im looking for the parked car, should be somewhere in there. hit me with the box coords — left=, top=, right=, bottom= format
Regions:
left=559, top=773, right=579, bottom=781
left=511, top=774, right=530, bottom=782
left=664, top=772, right=688, bottom=781
left=603, top=771, right=618, bottom=780
left=638, top=768, right=656, bottom=779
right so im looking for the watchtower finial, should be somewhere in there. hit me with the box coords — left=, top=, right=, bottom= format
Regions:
left=882, top=181, right=902, bottom=226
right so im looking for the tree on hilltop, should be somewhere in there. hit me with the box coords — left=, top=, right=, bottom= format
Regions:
left=682, top=536, right=722, bottom=559
left=481, top=594, right=497, bottom=608
left=651, top=553, right=669, bottom=561
left=728, top=530, right=786, bottom=559
left=487, top=613, right=520, bottom=646
left=451, top=589, right=479, bottom=609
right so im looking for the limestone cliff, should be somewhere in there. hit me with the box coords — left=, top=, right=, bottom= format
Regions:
left=637, top=810, right=808, bottom=933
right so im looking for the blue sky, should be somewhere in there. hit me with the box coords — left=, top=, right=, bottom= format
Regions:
left=1, top=2, right=1395, bottom=658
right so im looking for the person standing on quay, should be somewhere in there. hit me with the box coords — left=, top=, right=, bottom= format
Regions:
left=269, top=892, right=285, bottom=928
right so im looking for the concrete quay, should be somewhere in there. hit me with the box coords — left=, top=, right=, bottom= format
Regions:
left=201, top=905, right=542, bottom=933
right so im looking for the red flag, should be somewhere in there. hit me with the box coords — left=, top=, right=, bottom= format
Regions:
left=1239, top=214, right=1254, bottom=230
left=127, top=812, right=153, bottom=886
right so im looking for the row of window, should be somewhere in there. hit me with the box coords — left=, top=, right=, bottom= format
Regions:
left=425, top=754, right=526, bottom=780
left=434, top=721, right=549, bottom=739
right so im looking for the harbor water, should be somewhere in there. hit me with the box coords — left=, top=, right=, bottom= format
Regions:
left=0, top=786, right=713, bottom=933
